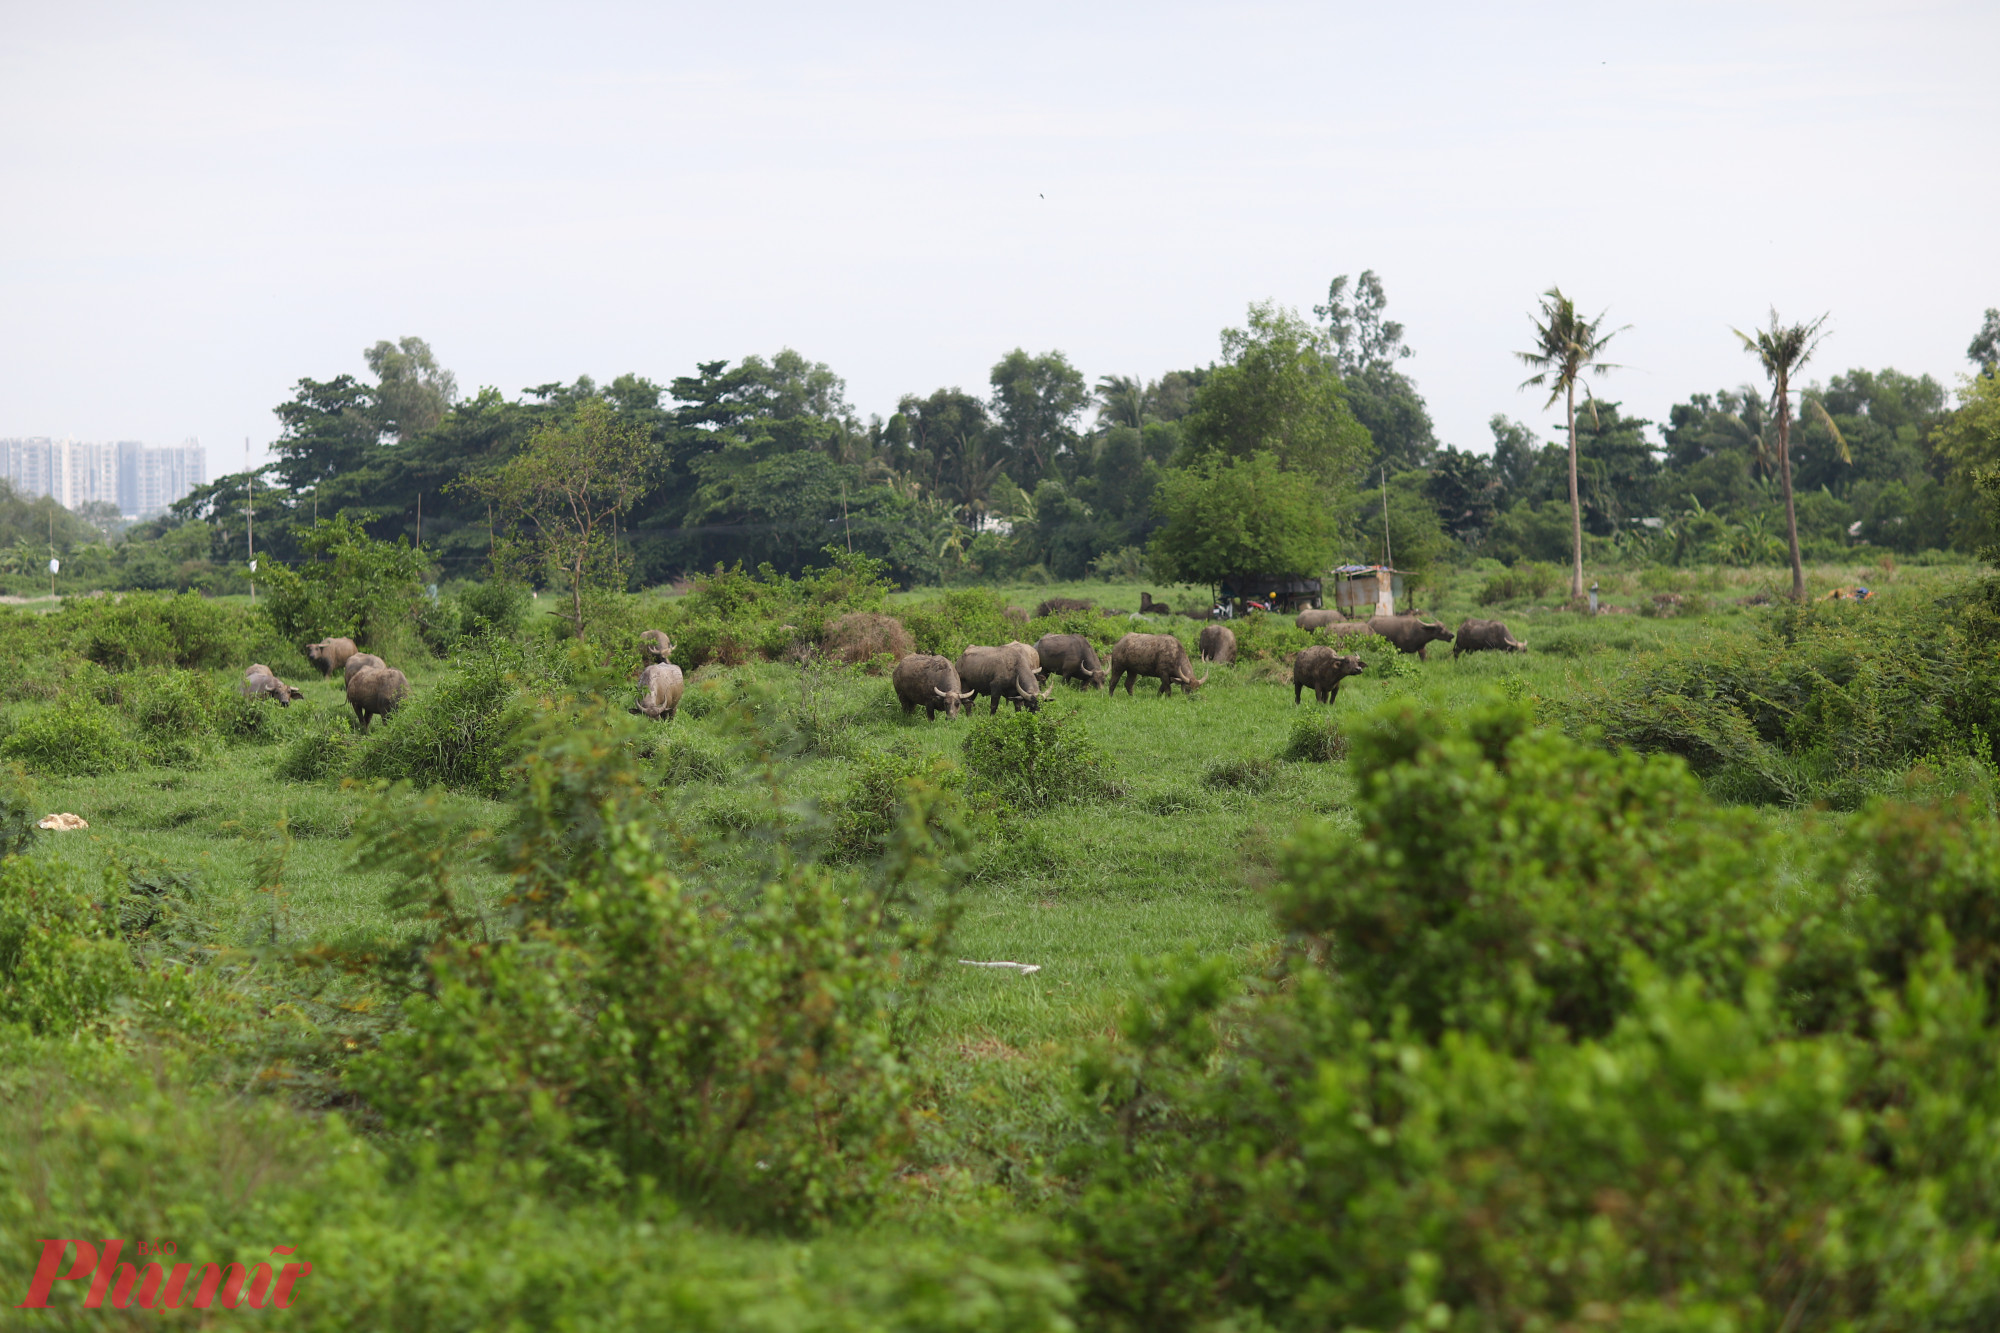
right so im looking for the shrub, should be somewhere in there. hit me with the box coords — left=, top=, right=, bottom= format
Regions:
left=1202, top=756, right=1275, bottom=793
left=961, top=707, right=1115, bottom=811
left=1278, top=712, right=1348, bottom=762
left=0, top=857, right=132, bottom=1033
left=259, top=514, right=430, bottom=650
left=829, top=744, right=967, bottom=861
left=0, top=765, right=36, bottom=857
left=454, top=579, right=530, bottom=638
left=0, top=699, right=133, bottom=777
left=349, top=721, right=935, bottom=1228
left=902, top=588, right=1015, bottom=659
left=652, top=730, right=730, bottom=787
left=1477, top=559, right=1560, bottom=604
left=413, top=590, right=463, bottom=656
left=822, top=612, right=913, bottom=665
left=130, top=670, right=220, bottom=769
left=351, top=650, right=529, bottom=797
left=275, top=713, right=358, bottom=783
left=59, top=592, right=278, bottom=672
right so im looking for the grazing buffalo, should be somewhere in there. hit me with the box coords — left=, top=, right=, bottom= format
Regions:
left=1296, top=608, right=1344, bottom=632
left=1034, top=633, right=1107, bottom=688
left=640, top=629, right=674, bottom=665
left=1198, top=624, right=1237, bottom=664
left=1368, top=615, right=1454, bottom=660
left=343, top=652, right=387, bottom=685
left=346, top=664, right=410, bottom=733
left=631, top=662, right=685, bottom=719
left=241, top=664, right=305, bottom=706
left=1108, top=632, right=1207, bottom=697
left=1293, top=647, right=1366, bottom=704
left=1138, top=591, right=1174, bottom=617
left=1453, top=618, right=1528, bottom=657
left=893, top=654, right=977, bottom=720
left=1035, top=596, right=1094, bottom=618
left=956, top=642, right=1048, bottom=714
left=306, top=637, right=358, bottom=678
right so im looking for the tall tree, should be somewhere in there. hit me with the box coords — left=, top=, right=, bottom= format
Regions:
left=1969, top=308, right=2000, bottom=377
left=990, top=349, right=1086, bottom=486
left=365, top=337, right=458, bottom=442
left=1316, top=270, right=1438, bottom=469
left=1733, top=310, right=1848, bottom=601
left=1516, top=288, right=1624, bottom=600
left=1148, top=450, right=1336, bottom=587
left=272, top=374, right=381, bottom=490
left=1178, top=302, right=1372, bottom=493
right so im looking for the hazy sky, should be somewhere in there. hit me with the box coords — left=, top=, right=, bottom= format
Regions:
left=4, top=0, right=1996, bottom=468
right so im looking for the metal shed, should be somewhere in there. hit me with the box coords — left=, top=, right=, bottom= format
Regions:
left=1331, top=564, right=1407, bottom=617
left=1217, top=572, right=1323, bottom=614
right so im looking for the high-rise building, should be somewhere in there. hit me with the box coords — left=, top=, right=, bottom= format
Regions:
left=0, top=437, right=206, bottom=518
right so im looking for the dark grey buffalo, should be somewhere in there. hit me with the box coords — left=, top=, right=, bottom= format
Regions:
left=1293, top=647, right=1366, bottom=704
left=956, top=642, right=1048, bottom=714
left=631, top=663, right=685, bottom=719
left=1453, top=618, right=1528, bottom=657
left=893, top=654, right=977, bottom=720
left=1368, top=614, right=1454, bottom=661
left=1296, top=608, right=1343, bottom=631
left=1108, top=632, right=1207, bottom=697
left=343, top=652, right=386, bottom=685
left=1033, top=633, right=1106, bottom=688
left=346, top=664, right=410, bottom=733
left=1034, top=596, right=1094, bottom=617
left=241, top=664, right=305, bottom=706
left=1198, top=624, right=1237, bottom=664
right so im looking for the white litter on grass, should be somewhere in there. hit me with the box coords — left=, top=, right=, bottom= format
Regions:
left=37, top=813, right=88, bottom=831
left=958, top=960, right=1041, bottom=975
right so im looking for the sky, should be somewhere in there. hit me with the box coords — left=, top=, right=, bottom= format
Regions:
left=3, top=0, right=1996, bottom=469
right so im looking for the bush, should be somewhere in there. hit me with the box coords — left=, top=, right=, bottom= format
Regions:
left=259, top=514, right=430, bottom=650
left=351, top=650, right=529, bottom=797
left=275, top=713, right=358, bottom=783
left=1202, top=756, right=1275, bottom=792
left=454, top=579, right=530, bottom=638
left=828, top=744, right=967, bottom=861
left=822, top=612, right=913, bottom=665
left=414, top=590, right=463, bottom=656
left=0, top=857, right=132, bottom=1033
left=901, top=588, right=1015, bottom=659
left=58, top=592, right=281, bottom=672
left=0, top=699, right=133, bottom=777
left=961, top=707, right=1116, bottom=811
left=1477, top=559, right=1560, bottom=604
left=349, top=720, right=935, bottom=1229
left=1278, top=712, right=1348, bottom=762
left=130, top=670, right=221, bottom=769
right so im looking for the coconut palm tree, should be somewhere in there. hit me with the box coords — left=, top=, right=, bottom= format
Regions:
left=1094, top=375, right=1147, bottom=430
left=1517, top=288, right=1624, bottom=601
left=1733, top=310, right=1850, bottom=601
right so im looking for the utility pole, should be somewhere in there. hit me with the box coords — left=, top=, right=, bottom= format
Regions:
left=245, top=438, right=256, bottom=602
left=47, top=510, right=57, bottom=599
left=415, top=492, right=422, bottom=550
left=1380, top=466, right=1393, bottom=569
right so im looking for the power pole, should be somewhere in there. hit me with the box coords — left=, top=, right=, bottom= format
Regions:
left=245, top=438, right=256, bottom=602
left=1380, top=466, right=1393, bottom=569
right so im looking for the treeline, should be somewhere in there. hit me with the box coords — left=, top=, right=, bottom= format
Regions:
left=24, top=295, right=2000, bottom=596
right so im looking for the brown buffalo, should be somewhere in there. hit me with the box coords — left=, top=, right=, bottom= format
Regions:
left=1034, top=596, right=1095, bottom=617
left=343, top=652, right=386, bottom=685
left=1296, top=608, right=1345, bottom=632
left=640, top=629, right=674, bottom=665
left=1198, top=624, right=1237, bottom=664
left=1138, top=591, right=1173, bottom=617
left=241, top=664, right=305, bottom=706
left=893, top=654, right=977, bottom=720
left=956, top=642, right=1048, bottom=714
left=306, top=637, right=358, bottom=678
left=631, top=662, right=685, bottom=719
left=1453, top=618, right=1528, bottom=657
left=1108, top=632, right=1207, bottom=697
left=1369, top=614, right=1453, bottom=660
left=1034, top=633, right=1107, bottom=688
left=1293, top=647, right=1366, bottom=704
left=346, top=664, right=410, bottom=733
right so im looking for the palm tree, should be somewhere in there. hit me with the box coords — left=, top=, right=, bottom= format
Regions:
left=1517, top=288, right=1624, bottom=601
left=1733, top=311, right=1849, bottom=601
left=1094, top=375, right=1146, bottom=430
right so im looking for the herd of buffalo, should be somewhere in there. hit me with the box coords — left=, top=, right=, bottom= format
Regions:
left=233, top=604, right=1527, bottom=734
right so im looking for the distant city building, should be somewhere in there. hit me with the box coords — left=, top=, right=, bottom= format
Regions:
left=0, top=437, right=206, bottom=518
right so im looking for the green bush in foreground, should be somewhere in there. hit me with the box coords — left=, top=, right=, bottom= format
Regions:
left=1065, top=694, right=2000, bottom=1331
left=961, top=706, right=1116, bottom=811
left=276, top=713, right=358, bottom=783
left=0, top=857, right=131, bottom=1033
left=1277, top=711, right=1347, bottom=762
left=0, top=698, right=133, bottom=777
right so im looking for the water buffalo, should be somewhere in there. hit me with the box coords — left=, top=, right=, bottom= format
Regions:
left=956, top=642, right=1048, bottom=714
left=630, top=662, right=685, bottom=719
left=1293, top=647, right=1366, bottom=704
left=306, top=637, right=358, bottom=678
left=1453, top=618, right=1528, bottom=657
left=343, top=652, right=387, bottom=685
left=1034, top=633, right=1107, bottom=688
left=1198, top=624, right=1237, bottom=664
left=1296, top=608, right=1344, bottom=632
left=346, top=664, right=410, bottom=733
left=1138, top=591, right=1174, bottom=617
left=1035, top=596, right=1094, bottom=618
left=893, top=654, right=977, bottom=720
left=640, top=629, right=674, bottom=665
left=1369, top=614, right=1454, bottom=660
left=1108, top=632, right=1207, bottom=697
left=241, top=664, right=304, bottom=706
